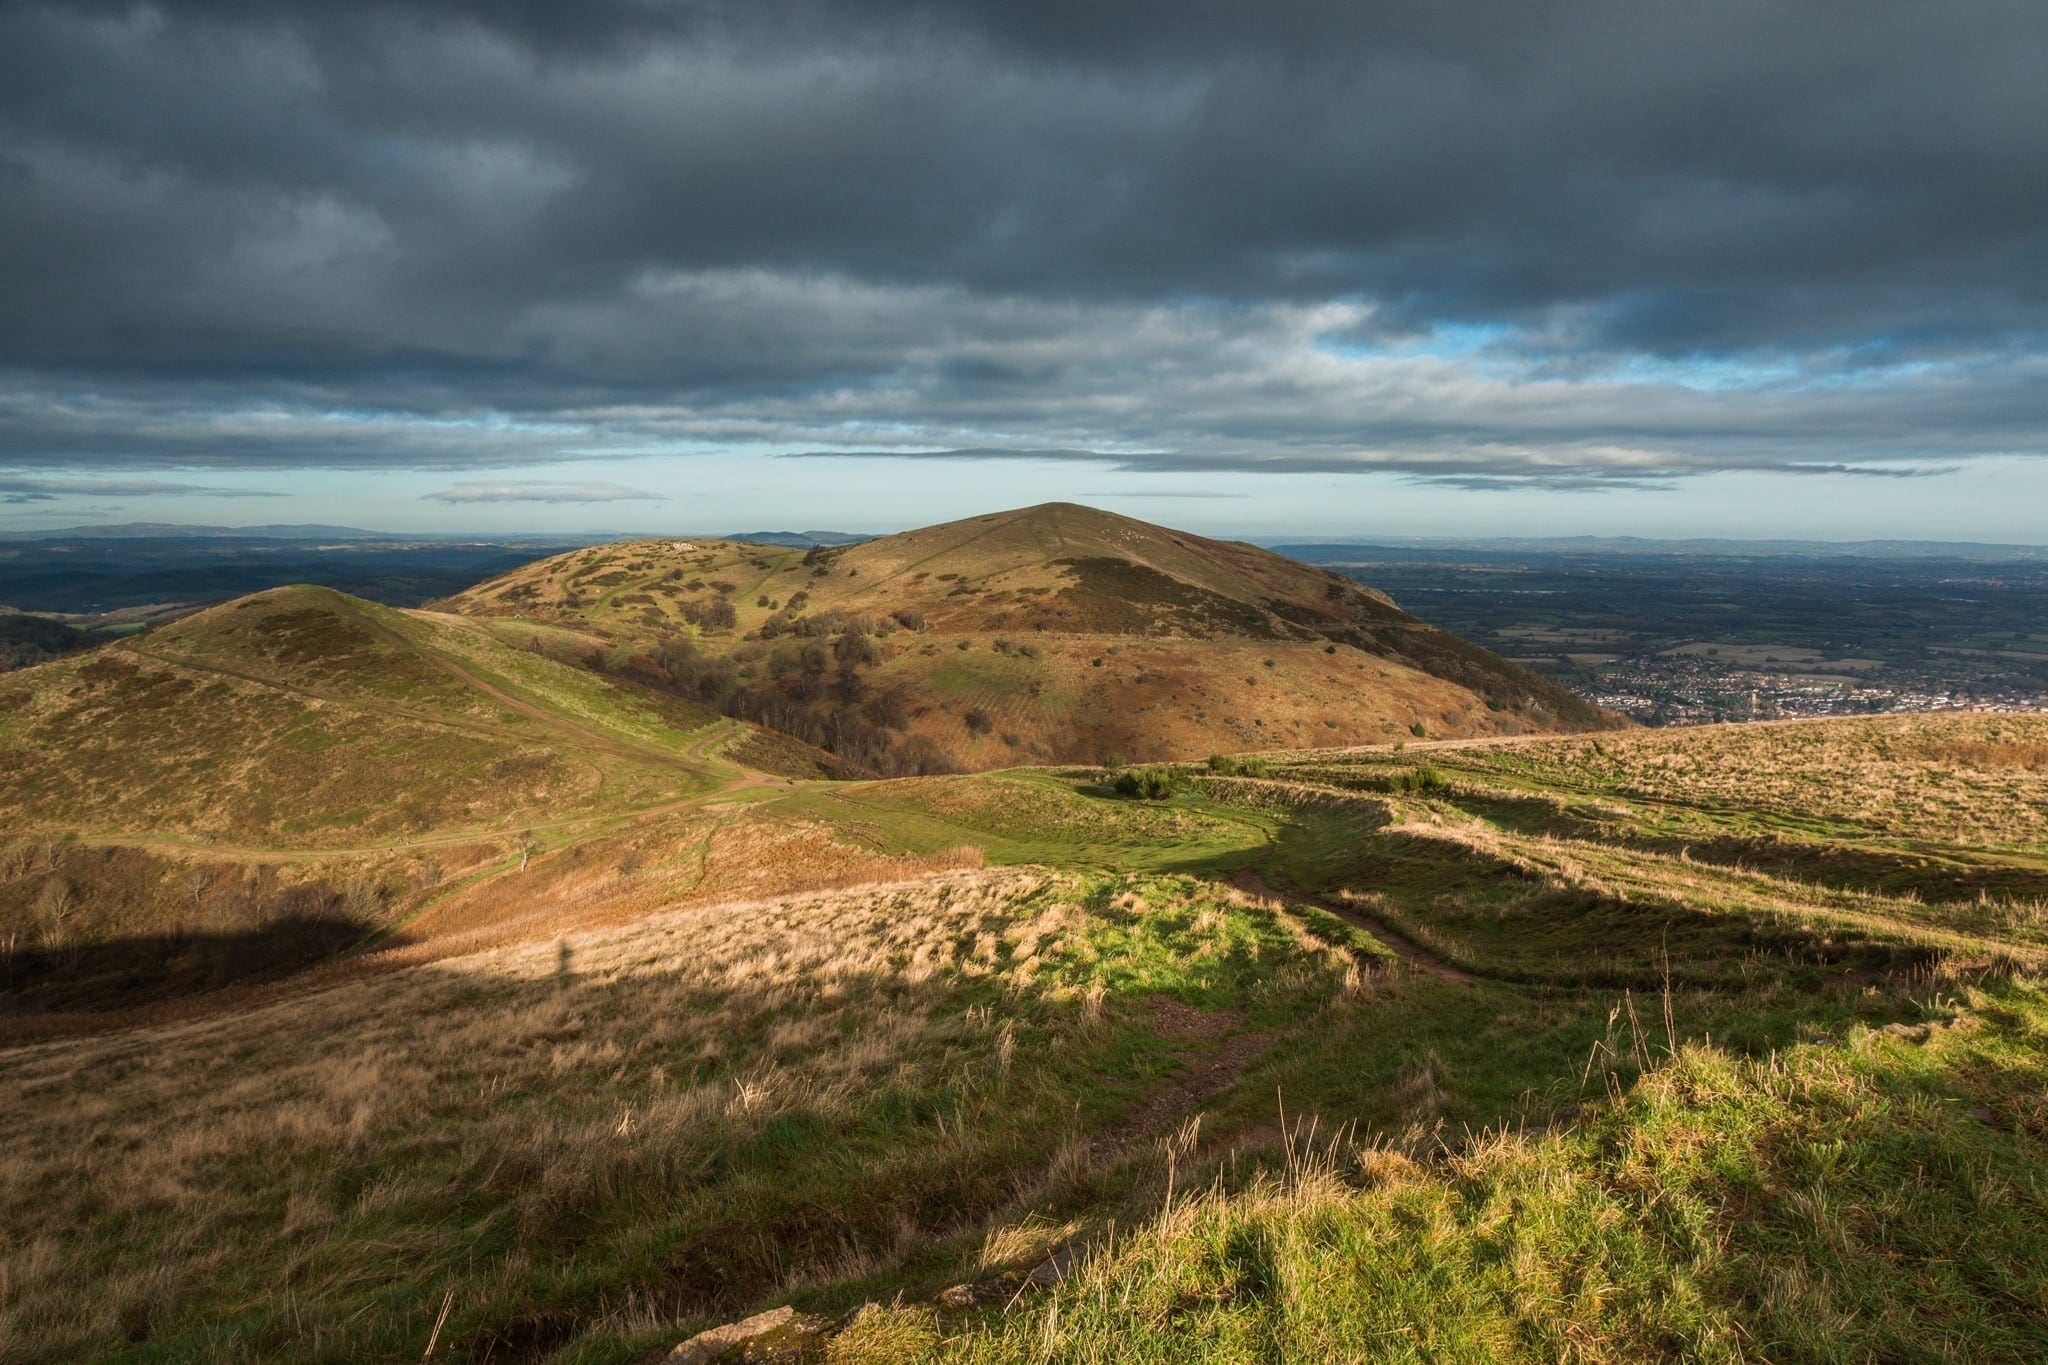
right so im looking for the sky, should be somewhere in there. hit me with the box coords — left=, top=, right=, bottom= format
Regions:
left=3, top=0, right=2047, bottom=541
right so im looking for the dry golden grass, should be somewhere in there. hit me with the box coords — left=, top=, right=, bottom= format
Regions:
left=0, top=870, right=1047, bottom=1355
left=0, top=862, right=1336, bottom=1359
left=1293, top=713, right=2048, bottom=848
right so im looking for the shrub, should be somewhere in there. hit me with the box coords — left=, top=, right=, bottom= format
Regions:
left=1206, top=754, right=1270, bottom=778
left=1382, top=765, right=1448, bottom=794
left=1410, top=722, right=1427, bottom=738
left=963, top=707, right=993, bottom=735
left=1112, top=765, right=1181, bottom=800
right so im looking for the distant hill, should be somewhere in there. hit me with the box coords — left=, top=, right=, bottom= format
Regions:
left=0, top=522, right=389, bottom=541
left=0, top=584, right=742, bottom=847
left=439, top=502, right=1616, bottom=773
left=0, top=533, right=607, bottom=614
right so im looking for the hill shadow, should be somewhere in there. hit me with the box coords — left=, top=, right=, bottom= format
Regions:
left=0, top=914, right=398, bottom=1016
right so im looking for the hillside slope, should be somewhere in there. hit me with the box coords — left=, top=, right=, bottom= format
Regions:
left=0, top=584, right=869, bottom=1008
left=0, top=584, right=737, bottom=848
left=5, top=712, right=2046, bottom=1360
left=439, top=503, right=1615, bottom=772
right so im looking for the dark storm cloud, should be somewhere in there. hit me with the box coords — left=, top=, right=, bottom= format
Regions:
left=2, top=0, right=2046, bottom=483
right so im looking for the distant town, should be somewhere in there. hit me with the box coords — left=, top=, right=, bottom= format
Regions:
left=1583, top=650, right=2048, bottom=726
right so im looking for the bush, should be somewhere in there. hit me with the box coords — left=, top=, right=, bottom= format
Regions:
left=1410, top=722, right=1427, bottom=738
left=1112, top=765, right=1181, bottom=800
left=1206, top=754, right=1270, bottom=778
left=1382, top=765, right=1448, bottom=794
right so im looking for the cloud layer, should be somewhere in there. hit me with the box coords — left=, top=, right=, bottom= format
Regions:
left=424, top=480, right=663, bottom=504
left=3, top=0, right=2045, bottom=488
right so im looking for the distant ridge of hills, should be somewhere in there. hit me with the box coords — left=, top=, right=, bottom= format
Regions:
left=8, top=521, right=2041, bottom=559
left=0, top=522, right=393, bottom=541
left=0, top=522, right=878, bottom=548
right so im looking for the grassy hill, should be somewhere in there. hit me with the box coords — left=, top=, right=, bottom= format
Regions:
left=6, top=711, right=2048, bottom=1360
left=436, top=503, right=1614, bottom=774
left=0, top=584, right=731, bottom=847
left=0, top=584, right=864, bottom=1012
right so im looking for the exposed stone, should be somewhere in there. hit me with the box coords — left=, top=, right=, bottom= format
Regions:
left=666, top=1305, right=835, bottom=1363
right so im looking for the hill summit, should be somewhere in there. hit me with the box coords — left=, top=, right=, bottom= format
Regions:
left=441, top=503, right=1615, bottom=772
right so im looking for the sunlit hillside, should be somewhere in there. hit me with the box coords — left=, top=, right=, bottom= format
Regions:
left=437, top=503, right=1616, bottom=774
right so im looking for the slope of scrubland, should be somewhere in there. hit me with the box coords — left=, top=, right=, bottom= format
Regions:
left=5, top=713, right=2048, bottom=1361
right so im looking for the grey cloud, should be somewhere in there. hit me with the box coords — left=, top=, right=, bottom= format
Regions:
left=0, top=474, right=281, bottom=497
left=424, top=480, right=663, bottom=504
left=1, top=1, right=2046, bottom=486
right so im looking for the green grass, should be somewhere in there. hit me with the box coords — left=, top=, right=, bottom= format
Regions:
left=948, top=983, right=2048, bottom=1361
left=763, top=770, right=1276, bottom=875
left=0, top=588, right=727, bottom=848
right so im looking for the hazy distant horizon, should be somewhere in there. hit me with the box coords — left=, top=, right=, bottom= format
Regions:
left=9, top=509, right=2048, bottom=556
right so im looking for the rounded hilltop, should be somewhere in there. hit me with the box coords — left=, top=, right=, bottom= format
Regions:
left=438, top=502, right=1618, bottom=774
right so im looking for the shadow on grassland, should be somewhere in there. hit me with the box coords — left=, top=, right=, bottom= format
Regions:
left=0, top=913, right=394, bottom=1015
